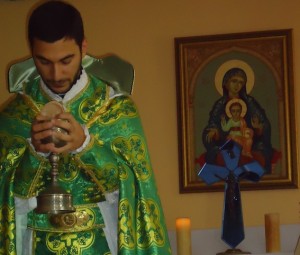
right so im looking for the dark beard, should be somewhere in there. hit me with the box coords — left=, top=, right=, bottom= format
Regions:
left=51, top=65, right=83, bottom=97
left=70, top=65, right=83, bottom=88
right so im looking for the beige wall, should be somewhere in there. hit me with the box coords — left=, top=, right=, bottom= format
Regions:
left=1, top=0, right=299, bottom=231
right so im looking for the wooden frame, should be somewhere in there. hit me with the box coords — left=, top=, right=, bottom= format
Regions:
left=175, top=29, right=298, bottom=193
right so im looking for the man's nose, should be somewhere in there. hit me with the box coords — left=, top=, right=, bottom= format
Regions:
left=51, top=64, right=62, bottom=80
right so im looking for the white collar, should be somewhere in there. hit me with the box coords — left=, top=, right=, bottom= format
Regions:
left=40, top=70, right=88, bottom=104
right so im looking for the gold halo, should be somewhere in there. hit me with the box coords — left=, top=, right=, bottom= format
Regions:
left=225, top=98, right=247, bottom=118
left=215, top=59, right=255, bottom=95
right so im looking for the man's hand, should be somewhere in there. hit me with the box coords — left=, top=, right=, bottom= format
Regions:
left=31, top=112, right=85, bottom=154
left=31, top=115, right=56, bottom=153
left=51, top=112, right=85, bottom=154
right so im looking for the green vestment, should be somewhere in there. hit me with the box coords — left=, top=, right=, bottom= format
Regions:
left=0, top=56, right=171, bottom=255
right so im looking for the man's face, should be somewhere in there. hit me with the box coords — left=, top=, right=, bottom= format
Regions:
left=31, top=37, right=86, bottom=94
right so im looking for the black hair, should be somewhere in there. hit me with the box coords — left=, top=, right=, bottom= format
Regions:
left=28, top=0, right=84, bottom=48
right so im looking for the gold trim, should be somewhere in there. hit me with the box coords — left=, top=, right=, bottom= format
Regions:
left=86, top=85, right=112, bottom=128
left=27, top=223, right=105, bottom=233
left=49, top=210, right=90, bottom=229
left=64, top=76, right=92, bottom=107
left=21, top=94, right=40, bottom=115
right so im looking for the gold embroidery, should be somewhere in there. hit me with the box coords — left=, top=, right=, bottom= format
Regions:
left=112, top=135, right=151, bottom=181
left=0, top=205, right=16, bottom=254
left=79, top=85, right=109, bottom=122
left=137, top=199, right=165, bottom=248
left=46, top=230, right=95, bottom=254
left=22, top=94, right=41, bottom=115
left=119, top=199, right=135, bottom=250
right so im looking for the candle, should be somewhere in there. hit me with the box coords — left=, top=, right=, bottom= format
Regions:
left=265, top=213, right=281, bottom=252
left=176, top=217, right=192, bottom=255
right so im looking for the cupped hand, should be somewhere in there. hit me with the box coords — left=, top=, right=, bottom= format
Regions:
left=50, top=112, right=85, bottom=154
left=31, top=112, right=85, bottom=154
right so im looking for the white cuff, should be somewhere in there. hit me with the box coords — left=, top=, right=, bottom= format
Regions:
left=70, top=125, right=90, bottom=154
left=27, top=138, right=50, bottom=158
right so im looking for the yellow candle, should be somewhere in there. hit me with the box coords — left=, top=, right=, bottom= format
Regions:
left=265, top=213, right=281, bottom=252
left=176, top=217, right=192, bottom=255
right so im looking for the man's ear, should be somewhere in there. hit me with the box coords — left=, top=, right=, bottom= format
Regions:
left=81, top=38, right=87, bottom=57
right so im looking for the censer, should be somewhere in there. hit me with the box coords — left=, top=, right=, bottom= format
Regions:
left=34, top=101, right=75, bottom=214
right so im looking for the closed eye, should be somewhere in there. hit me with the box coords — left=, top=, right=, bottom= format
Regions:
left=38, top=58, right=51, bottom=65
left=61, top=56, right=73, bottom=65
